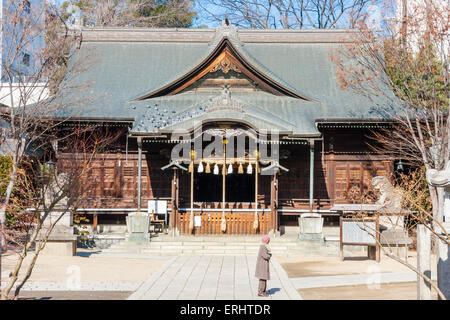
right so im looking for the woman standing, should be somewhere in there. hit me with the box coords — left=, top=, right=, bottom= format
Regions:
left=255, top=235, right=272, bottom=297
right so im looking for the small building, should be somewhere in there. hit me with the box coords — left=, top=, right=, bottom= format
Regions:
left=57, top=26, right=398, bottom=236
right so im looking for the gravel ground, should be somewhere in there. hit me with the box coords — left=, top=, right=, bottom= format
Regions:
left=16, top=291, right=132, bottom=300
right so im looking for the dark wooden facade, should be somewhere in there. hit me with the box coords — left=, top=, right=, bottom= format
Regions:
left=58, top=125, right=393, bottom=235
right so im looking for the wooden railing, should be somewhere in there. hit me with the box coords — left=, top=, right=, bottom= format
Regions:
left=177, top=211, right=272, bottom=235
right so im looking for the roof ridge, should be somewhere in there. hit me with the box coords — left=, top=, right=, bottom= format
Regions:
left=79, top=26, right=362, bottom=43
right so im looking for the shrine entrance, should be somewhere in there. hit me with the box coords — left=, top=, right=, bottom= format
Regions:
left=194, top=172, right=255, bottom=203
left=160, top=122, right=289, bottom=235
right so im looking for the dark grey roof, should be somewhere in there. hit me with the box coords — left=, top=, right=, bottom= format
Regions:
left=63, top=27, right=398, bottom=136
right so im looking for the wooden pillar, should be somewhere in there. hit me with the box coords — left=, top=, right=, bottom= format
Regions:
left=254, top=150, right=259, bottom=232
left=309, top=140, right=315, bottom=211
left=221, top=137, right=227, bottom=233
left=189, top=148, right=195, bottom=234
left=271, top=172, right=279, bottom=234
left=169, top=168, right=178, bottom=235
left=137, top=137, right=142, bottom=212
left=93, top=214, right=98, bottom=234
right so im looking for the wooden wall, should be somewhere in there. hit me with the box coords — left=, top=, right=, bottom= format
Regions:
left=57, top=128, right=393, bottom=211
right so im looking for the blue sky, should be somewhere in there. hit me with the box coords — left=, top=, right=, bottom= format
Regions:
left=48, top=0, right=391, bottom=29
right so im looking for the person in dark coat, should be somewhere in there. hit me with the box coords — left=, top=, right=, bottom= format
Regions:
left=255, top=235, right=271, bottom=297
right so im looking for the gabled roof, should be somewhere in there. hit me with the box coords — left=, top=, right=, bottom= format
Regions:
left=63, top=26, right=398, bottom=136
left=133, top=37, right=314, bottom=100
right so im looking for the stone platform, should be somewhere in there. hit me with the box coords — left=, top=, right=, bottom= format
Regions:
left=93, top=233, right=364, bottom=258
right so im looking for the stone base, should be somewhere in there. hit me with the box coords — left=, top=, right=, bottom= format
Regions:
left=299, top=233, right=324, bottom=242
left=437, top=238, right=450, bottom=299
left=41, top=240, right=77, bottom=256
left=125, top=232, right=151, bottom=242
left=381, top=244, right=409, bottom=259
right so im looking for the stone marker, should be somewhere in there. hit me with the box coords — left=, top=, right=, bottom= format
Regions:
left=126, top=211, right=151, bottom=242
left=298, top=213, right=324, bottom=241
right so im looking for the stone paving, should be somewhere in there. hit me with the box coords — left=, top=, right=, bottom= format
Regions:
left=128, top=255, right=302, bottom=300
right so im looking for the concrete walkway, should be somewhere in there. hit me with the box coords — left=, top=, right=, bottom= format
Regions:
left=128, top=255, right=302, bottom=300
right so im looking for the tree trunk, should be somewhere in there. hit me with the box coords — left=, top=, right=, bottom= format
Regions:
left=0, top=165, right=18, bottom=249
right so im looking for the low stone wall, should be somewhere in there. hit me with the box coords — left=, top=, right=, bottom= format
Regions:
left=88, top=234, right=126, bottom=249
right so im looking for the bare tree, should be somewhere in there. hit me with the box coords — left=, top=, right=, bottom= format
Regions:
left=0, top=125, right=122, bottom=300
left=331, top=0, right=449, bottom=300
left=0, top=1, right=94, bottom=297
left=349, top=169, right=448, bottom=299
left=197, top=0, right=377, bottom=29
left=330, top=0, right=448, bottom=235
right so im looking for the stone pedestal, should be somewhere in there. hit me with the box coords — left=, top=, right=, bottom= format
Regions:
left=40, top=211, right=78, bottom=256
left=298, top=213, right=324, bottom=241
left=126, top=212, right=151, bottom=242
left=41, top=236, right=77, bottom=256
left=437, top=230, right=450, bottom=300
left=380, top=229, right=412, bottom=260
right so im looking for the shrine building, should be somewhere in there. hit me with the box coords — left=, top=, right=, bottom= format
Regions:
left=55, top=25, right=399, bottom=236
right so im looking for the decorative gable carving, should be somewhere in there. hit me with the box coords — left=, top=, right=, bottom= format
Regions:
left=209, top=47, right=242, bottom=74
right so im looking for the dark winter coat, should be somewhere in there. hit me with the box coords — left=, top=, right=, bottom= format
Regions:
left=255, top=244, right=271, bottom=280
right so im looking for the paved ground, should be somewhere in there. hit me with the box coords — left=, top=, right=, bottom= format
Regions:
left=299, top=282, right=438, bottom=300
left=128, top=255, right=302, bottom=300
left=2, top=245, right=438, bottom=300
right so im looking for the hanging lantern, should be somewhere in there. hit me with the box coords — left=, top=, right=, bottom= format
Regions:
left=205, top=162, right=211, bottom=174
left=213, top=163, right=219, bottom=175
left=247, top=163, right=253, bottom=174
left=238, top=163, right=244, bottom=174
left=396, top=160, right=404, bottom=171
left=198, top=161, right=204, bottom=173
left=227, top=163, right=233, bottom=174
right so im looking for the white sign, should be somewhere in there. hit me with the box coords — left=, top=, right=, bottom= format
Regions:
left=148, top=200, right=168, bottom=226
left=148, top=200, right=167, bottom=215
left=342, top=221, right=376, bottom=245
left=194, top=216, right=202, bottom=227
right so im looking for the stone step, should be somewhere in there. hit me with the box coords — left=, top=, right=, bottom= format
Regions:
left=108, top=241, right=296, bottom=249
